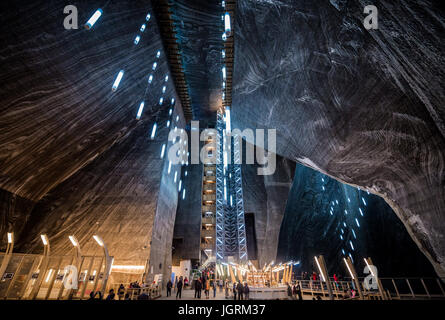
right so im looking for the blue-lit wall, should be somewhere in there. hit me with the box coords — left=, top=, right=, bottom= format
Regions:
left=277, top=163, right=437, bottom=277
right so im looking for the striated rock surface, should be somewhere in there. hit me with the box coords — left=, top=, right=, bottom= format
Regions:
left=277, top=163, right=437, bottom=277
left=232, top=0, right=445, bottom=276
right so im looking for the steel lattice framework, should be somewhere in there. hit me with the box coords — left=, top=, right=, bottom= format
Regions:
left=215, top=110, right=248, bottom=263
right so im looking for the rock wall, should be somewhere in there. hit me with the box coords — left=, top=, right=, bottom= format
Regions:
left=232, top=0, right=445, bottom=276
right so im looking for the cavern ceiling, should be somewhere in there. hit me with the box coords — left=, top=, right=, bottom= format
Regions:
left=0, top=0, right=444, bottom=281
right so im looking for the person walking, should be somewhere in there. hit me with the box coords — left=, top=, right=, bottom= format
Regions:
left=205, top=279, right=210, bottom=299
left=176, top=277, right=183, bottom=299
left=195, top=278, right=202, bottom=299
left=296, top=283, right=303, bottom=300
left=225, top=280, right=229, bottom=299
left=212, top=281, right=217, bottom=298
left=287, top=283, right=293, bottom=299
left=233, top=283, right=237, bottom=300
left=166, top=279, right=173, bottom=297
left=244, top=283, right=250, bottom=300
left=237, top=281, right=244, bottom=300
left=118, top=284, right=125, bottom=300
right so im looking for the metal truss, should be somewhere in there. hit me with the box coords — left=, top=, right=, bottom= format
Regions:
left=214, top=110, right=248, bottom=263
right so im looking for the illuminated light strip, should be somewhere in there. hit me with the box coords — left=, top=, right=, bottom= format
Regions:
left=314, top=256, right=326, bottom=282
left=152, top=62, right=157, bottom=70
left=112, top=70, right=124, bottom=91
left=7, top=232, right=13, bottom=244
left=136, top=102, right=144, bottom=120
left=93, top=235, right=103, bottom=247
left=134, top=35, right=141, bottom=45
left=146, top=13, right=151, bottom=21
left=150, top=123, right=157, bottom=139
left=364, top=258, right=375, bottom=277
left=344, top=257, right=355, bottom=279
left=85, top=9, right=103, bottom=30
left=355, top=218, right=360, bottom=227
left=178, top=180, right=182, bottom=192
left=156, top=50, right=161, bottom=58
left=222, top=66, right=226, bottom=80
left=140, top=24, right=146, bottom=32
left=45, top=269, right=53, bottom=282
left=182, top=189, right=186, bottom=200
left=41, top=234, right=48, bottom=246
left=174, top=171, right=178, bottom=183
left=69, top=235, right=78, bottom=247
left=148, top=74, right=153, bottom=84
left=160, top=144, right=166, bottom=159
left=162, top=86, right=166, bottom=93
left=224, top=12, right=231, bottom=35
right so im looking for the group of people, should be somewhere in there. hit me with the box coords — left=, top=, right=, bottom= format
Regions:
left=287, top=283, right=303, bottom=300
left=229, top=281, right=250, bottom=300
left=194, top=275, right=217, bottom=299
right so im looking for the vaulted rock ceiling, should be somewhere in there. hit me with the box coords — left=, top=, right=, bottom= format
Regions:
left=0, top=0, right=444, bottom=278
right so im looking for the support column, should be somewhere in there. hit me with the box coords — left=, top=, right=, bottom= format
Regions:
left=343, top=257, right=363, bottom=299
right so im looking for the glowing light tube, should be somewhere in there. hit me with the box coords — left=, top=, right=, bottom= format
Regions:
left=162, top=86, right=166, bottom=93
left=112, top=70, right=124, bottom=91
left=182, top=189, right=186, bottom=200
left=171, top=98, right=175, bottom=105
left=136, top=101, right=145, bottom=120
left=160, top=144, right=166, bottom=159
left=150, top=123, right=157, bottom=139
left=166, top=120, right=170, bottom=128
left=159, top=97, right=164, bottom=105
left=222, top=49, right=226, bottom=58
left=222, top=66, right=226, bottom=80
left=85, top=9, right=103, bottom=30
left=146, top=13, right=151, bottom=21
left=224, top=12, right=231, bottom=35
left=165, top=75, right=169, bottom=82
left=178, top=180, right=182, bottom=192
left=152, top=62, right=157, bottom=70
left=148, top=74, right=153, bottom=84
left=156, top=50, right=161, bottom=58
left=168, top=161, right=172, bottom=174
left=140, top=24, right=146, bottom=32
left=134, top=35, right=141, bottom=45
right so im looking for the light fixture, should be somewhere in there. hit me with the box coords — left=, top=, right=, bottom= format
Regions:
left=134, top=35, right=141, bottom=45
left=140, top=24, right=146, bottom=32
left=85, top=9, right=103, bottom=30
left=160, top=144, right=166, bottom=159
left=146, top=13, right=151, bottom=21
left=69, top=235, right=78, bottom=247
left=182, top=189, right=186, bottom=200
left=150, top=123, right=157, bottom=139
left=344, top=257, right=355, bottom=279
left=224, top=12, right=231, bottom=35
left=159, top=97, right=164, bottom=105
left=171, top=98, right=175, bottom=105
left=148, top=74, right=153, bottom=84
left=165, top=75, right=169, bottom=82
left=156, top=50, right=161, bottom=58
left=93, top=235, right=104, bottom=247
left=112, top=70, right=124, bottom=91
left=7, top=232, right=13, bottom=244
left=222, top=66, right=226, bottom=80
left=314, top=256, right=326, bottom=282
left=41, top=234, right=48, bottom=246
left=152, top=62, right=157, bottom=70
left=162, top=86, right=166, bottom=93
left=364, top=258, right=375, bottom=277
left=136, top=102, right=145, bottom=120
left=168, top=161, right=172, bottom=174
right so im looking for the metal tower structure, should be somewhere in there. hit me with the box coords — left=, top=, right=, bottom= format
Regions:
left=215, top=108, right=248, bottom=264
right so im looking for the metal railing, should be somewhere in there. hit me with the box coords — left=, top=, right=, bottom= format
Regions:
left=292, top=277, right=445, bottom=300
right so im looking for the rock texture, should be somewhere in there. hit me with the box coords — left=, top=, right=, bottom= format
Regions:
left=232, top=0, right=445, bottom=276
left=0, top=0, right=186, bottom=285
left=277, top=163, right=437, bottom=277
left=169, top=0, right=224, bottom=125
left=242, top=152, right=295, bottom=268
